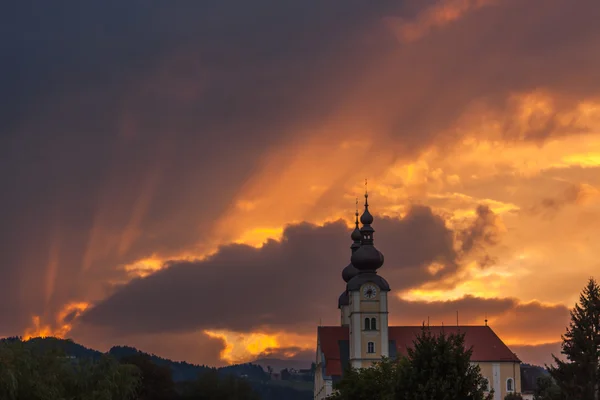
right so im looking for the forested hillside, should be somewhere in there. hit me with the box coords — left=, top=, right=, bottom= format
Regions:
left=0, top=336, right=312, bottom=400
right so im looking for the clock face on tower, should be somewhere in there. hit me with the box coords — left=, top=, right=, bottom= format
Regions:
left=362, top=284, right=378, bottom=299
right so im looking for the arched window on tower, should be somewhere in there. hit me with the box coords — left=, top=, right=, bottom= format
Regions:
left=364, top=318, right=370, bottom=330
left=367, top=342, right=375, bottom=353
left=371, top=317, right=377, bottom=330
left=506, top=378, right=514, bottom=392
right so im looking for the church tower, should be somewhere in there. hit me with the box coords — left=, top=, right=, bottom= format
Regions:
left=346, top=189, right=390, bottom=369
left=338, top=201, right=361, bottom=326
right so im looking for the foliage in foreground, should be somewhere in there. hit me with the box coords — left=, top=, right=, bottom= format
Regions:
left=504, top=393, right=523, bottom=400
left=548, top=277, right=600, bottom=400
left=533, top=375, right=562, bottom=400
left=0, top=339, right=141, bottom=400
left=329, top=326, right=494, bottom=400
left=0, top=338, right=262, bottom=400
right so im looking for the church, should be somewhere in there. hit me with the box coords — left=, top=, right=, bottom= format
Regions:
left=313, top=192, right=522, bottom=400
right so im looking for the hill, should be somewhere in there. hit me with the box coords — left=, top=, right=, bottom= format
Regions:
left=521, top=362, right=550, bottom=393
left=1, top=336, right=312, bottom=400
left=251, top=357, right=312, bottom=373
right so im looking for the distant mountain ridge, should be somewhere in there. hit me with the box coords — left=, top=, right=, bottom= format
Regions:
left=1, top=336, right=313, bottom=400
left=1, top=336, right=267, bottom=382
left=251, top=357, right=312, bottom=373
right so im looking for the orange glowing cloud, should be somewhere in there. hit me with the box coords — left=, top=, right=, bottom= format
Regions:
left=384, top=0, right=498, bottom=43
left=23, top=302, right=90, bottom=341
left=203, top=329, right=313, bottom=365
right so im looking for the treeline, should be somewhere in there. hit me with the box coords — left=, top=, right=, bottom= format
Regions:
left=0, top=338, right=311, bottom=400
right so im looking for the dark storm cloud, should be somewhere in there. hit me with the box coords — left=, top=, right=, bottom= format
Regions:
left=3, top=0, right=600, bottom=339
left=391, top=296, right=515, bottom=327
left=364, top=0, right=600, bottom=152
left=389, top=296, right=570, bottom=366
left=459, top=206, right=501, bottom=254
left=390, top=296, right=570, bottom=337
left=0, top=0, right=401, bottom=335
left=492, top=301, right=571, bottom=341
left=455, top=205, right=503, bottom=268
left=511, top=342, right=563, bottom=367
left=78, top=205, right=500, bottom=335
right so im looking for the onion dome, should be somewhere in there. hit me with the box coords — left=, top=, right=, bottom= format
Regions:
left=351, top=246, right=384, bottom=271
left=360, top=192, right=374, bottom=225
left=342, top=203, right=361, bottom=282
left=350, top=191, right=384, bottom=272
left=338, top=291, right=349, bottom=308
left=342, top=263, right=359, bottom=282
left=351, top=227, right=362, bottom=245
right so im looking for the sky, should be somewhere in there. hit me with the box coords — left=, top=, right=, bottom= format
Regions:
left=2, top=0, right=600, bottom=368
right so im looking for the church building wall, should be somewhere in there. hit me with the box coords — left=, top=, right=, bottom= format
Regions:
left=314, top=339, right=325, bottom=400
left=380, top=292, right=389, bottom=356
left=349, top=291, right=362, bottom=366
left=476, top=361, right=521, bottom=400
left=499, top=362, right=521, bottom=398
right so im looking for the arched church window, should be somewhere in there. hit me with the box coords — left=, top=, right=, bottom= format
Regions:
left=506, top=378, right=514, bottom=392
left=371, top=317, right=377, bottom=330
left=367, top=342, right=375, bottom=353
left=364, top=318, right=370, bottom=330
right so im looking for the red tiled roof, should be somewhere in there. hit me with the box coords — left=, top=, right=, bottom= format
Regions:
left=318, top=325, right=520, bottom=377
left=318, top=326, right=348, bottom=377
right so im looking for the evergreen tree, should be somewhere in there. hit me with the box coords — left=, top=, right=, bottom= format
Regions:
left=549, top=277, right=600, bottom=400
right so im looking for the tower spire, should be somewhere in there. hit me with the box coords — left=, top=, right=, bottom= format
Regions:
left=359, top=183, right=374, bottom=240
left=363, top=179, right=371, bottom=219
left=356, top=197, right=359, bottom=226
left=350, top=182, right=383, bottom=272
left=350, top=197, right=361, bottom=250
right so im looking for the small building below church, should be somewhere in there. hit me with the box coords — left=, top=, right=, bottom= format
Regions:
left=313, top=192, right=522, bottom=400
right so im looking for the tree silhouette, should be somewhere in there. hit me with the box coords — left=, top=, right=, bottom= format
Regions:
left=533, top=375, right=562, bottom=400
left=0, top=339, right=140, bottom=400
left=120, top=352, right=176, bottom=400
left=549, top=277, right=600, bottom=400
